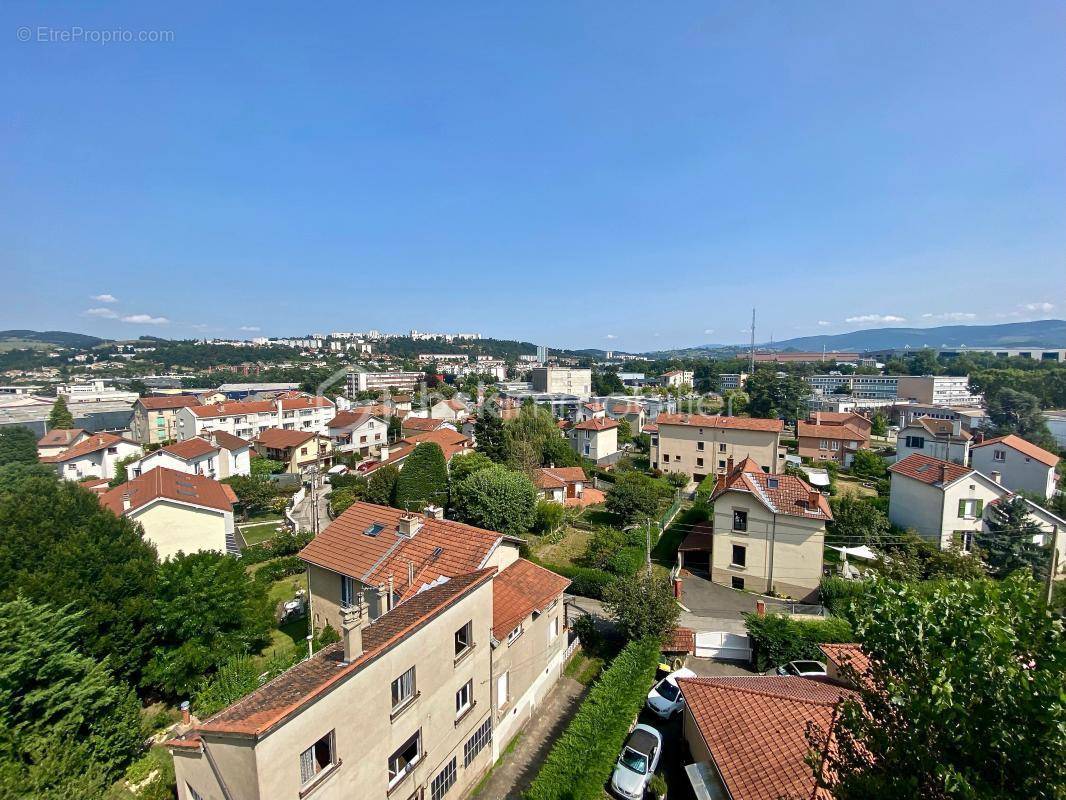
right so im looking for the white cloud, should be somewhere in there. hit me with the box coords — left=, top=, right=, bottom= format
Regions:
left=817, top=320, right=831, bottom=327
left=121, top=314, right=170, bottom=325
left=604, top=334, right=617, bottom=340
left=703, top=329, right=714, bottom=335
left=84, top=307, right=118, bottom=319
left=1022, top=302, right=1054, bottom=313
left=845, top=314, right=906, bottom=324
left=921, top=312, right=977, bottom=322
left=240, top=325, right=261, bottom=332
left=91, top=293, right=118, bottom=303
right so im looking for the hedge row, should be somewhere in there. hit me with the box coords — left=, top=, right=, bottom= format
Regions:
left=524, top=637, right=661, bottom=800
left=253, top=556, right=305, bottom=585
left=819, top=576, right=868, bottom=620
left=744, top=613, right=854, bottom=672
left=241, top=529, right=314, bottom=565
left=533, top=560, right=615, bottom=599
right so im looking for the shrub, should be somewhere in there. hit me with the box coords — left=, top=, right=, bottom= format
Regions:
left=536, top=561, right=615, bottom=599
left=253, top=556, right=305, bottom=585
left=819, top=577, right=868, bottom=620
left=744, top=613, right=854, bottom=672
left=649, top=773, right=668, bottom=799
left=606, top=546, right=645, bottom=577
left=241, top=529, right=313, bottom=564
left=571, top=614, right=600, bottom=652
left=524, top=637, right=661, bottom=800
left=533, top=500, right=565, bottom=534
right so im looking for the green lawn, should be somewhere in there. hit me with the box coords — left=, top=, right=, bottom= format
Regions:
left=240, top=520, right=286, bottom=545
left=652, top=503, right=708, bottom=568
left=530, top=527, right=592, bottom=570
left=581, top=508, right=623, bottom=528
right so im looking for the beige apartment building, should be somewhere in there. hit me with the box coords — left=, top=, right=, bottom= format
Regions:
left=651, top=413, right=784, bottom=481
left=168, top=521, right=572, bottom=800
left=531, top=366, right=592, bottom=398
left=131, top=396, right=203, bottom=445
left=708, top=458, right=831, bottom=602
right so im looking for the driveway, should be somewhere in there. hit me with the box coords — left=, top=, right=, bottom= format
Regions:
left=679, top=571, right=758, bottom=621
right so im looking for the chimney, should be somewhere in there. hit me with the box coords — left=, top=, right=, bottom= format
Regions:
left=122, top=492, right=131, bottom=512
left=379, top=444, right=389, bottom=461
left=340, top=596, right=367, bottom=663
left=815, top=412, right=821, bottom=425
left=275, top=396, right=284, bottom=417
left=951, top=418, right=962, bottom=437
left=398, top=513, right=423, bottom=537
left=727, top=456, right=734, bottom=474
left=424, top=504, right=444, bottom=520
left=180, top=700, right=190, bottom=725
left=808, top=489, right=820, bottom=508
left=991, top=470, right=1001, bottom=485
left=939, top=463, right=947, bottom=483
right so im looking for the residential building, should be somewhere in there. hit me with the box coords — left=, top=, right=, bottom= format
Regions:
left=897, top=375, right=982, bottom=406
left=531, top=367, right=592, bottom=399
left=255, top=428, right=333, bottom=473
left=131, top=395, right=203, bottom=444
left=57, top=379, right=140, bottom=404
left=709, top=458, right=831, bottom=601
left=532, top=466, right=604, bottom=507
left=679, top=676, right=855, bottom=800
left=126, top=431, right=251, bottom=481
left=718, top=373, right=747, bottom=391
left=99, top=467, right=238, bottom=559
left=969, top=434, right=1060, bottom=499
left=807, top=373, right=900, bottom=400
left=895, top=417, right=972, bottom=465
left=42, top=432, right=143, bottom=481
left=651, top=413, right=784, bottom=481
left=177, top=394, right=335, bottom=441
left=660, top=369, right=694, bottom=388
left=430, top=398, right=469, bottom=421
left=373, top=428, right=473, bottom=474
left=796, top=415, right=871, bottom=467
left=36, top=427, right=89, bottom=458
left=606, top=400, right=646, bottom=435
left=401, top=416, right=453, bottom=438
left=891, top=403, right=988, bottom=431
left=936, top=346, right=1066, bottom=363
left=575, top=401, right=606, bottom=422
left=347, top=370, right=424, bottom=394
left=327, top=410, right=388, bottom=457
left=567, top=417, right=619, bottom=464
left=806, top=411, right=872, bottom=437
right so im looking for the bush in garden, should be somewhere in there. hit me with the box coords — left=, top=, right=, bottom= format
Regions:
left=744, top=613, right=854, bottom=672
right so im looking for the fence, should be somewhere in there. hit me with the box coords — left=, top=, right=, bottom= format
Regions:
left=761, top=599, right=826, bottom=617
left=656, top=495, right=683, bottom=533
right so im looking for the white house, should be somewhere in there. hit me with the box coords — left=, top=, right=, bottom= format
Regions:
left=327, top=410, right=388, bottom=457
left=567, top=417, right=619, bottom=464
left=895, top=417, right=972, bottom=465
left=970, top=434, right=1059, bottom=499
left=43, top=433, right=143, bottom=482
left=36, top=427, right=89, bottom=459
left=177, top=394, right=335, bottom=441
left=429, top=398, right=468, bottom=421
left=661, top=370, right=694, bottom=389
left=99, top=467, right=238, bottom=560
left=126, top=431, right=252, bottom=481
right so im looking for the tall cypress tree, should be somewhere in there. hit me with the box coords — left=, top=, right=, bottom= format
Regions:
left=393, top=442, right=448, bottom=512
left=47, top=397, right=76, bottom=430
left=474, top=409, right=507, bottom=462
left=977, top=496, right=1047, bottom=580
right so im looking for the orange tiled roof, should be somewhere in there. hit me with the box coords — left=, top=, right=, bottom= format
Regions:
left=327, top=410, right=382, bottom=430
left=50, top=433, right=138, bottom=462
left=382, top=428, right=471, bottom=467
left=819, top=643, right=871, bottom=681
left=401, top=416, right=449, bottom=432
left=809, top=411, right=868, bottom=427
left=797, top=422, right=868, bottom=442
left=711, top=459, right=831, bottom=520
left=204, top=430, right=251, bottom=451
left=138, top=396, right=202, bottom=411
left=183, top=569, right=495, bottom=738
left=972, top=434, right=1059, bottom=467
left=906, top=416, right=972, bottom=441
left=99, top=466, right=234, bottom=515
left=37, top=427, right=86, bottom=447
left=533, top=466, right=588, bottom=490
left=280, top=396, right=334, bottom=411
left=492, top=558, right=570, bottom=639
left=888, top=453, right=971, bottom=486
left=679, top=676, right=855, bottom=800
left=188, top=400, right=275, bottom=418
left=610, top=401, right=644, bottom=415
left=299, top=502, right=503, bottom=600
left=573, top=417, right=618, bottom=432
left=656, top=413, right=784, bottom=433
left=160, top=438, right=218, bottom=461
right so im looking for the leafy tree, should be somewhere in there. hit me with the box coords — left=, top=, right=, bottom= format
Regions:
left=616, top=417, right=632, bottom=444
left=827, top=496, right=891, bottom=548
left=815, top=573, right=1065, bottom=800
left=870, top=412, right=888, bottom=437
left=451, top=464, right=536, bottom=535
left=365, top=463, right=399, bottom=506
left=394, top=442, right=448, bottom=512
left=877, top=531, right=986, bottom=582
left=144, top=551, right=273, bottom=698
left=592, top=369, right=625, bottom=395
left=448, top=451, right=495, bottom=484
left=504, top=404, right=565, bottom=472
left=328, top=487, right=357, bottom=516
left=533, top=500, right=565, bottom=534
left=0, top=426, right=38, bottom=466
left=0, top=472, right=158, bottom=685
left=745, top=370, right=811, bottom=423
left=720, top=388, right=749, bottom=415
left=221, top=474, right=277, bottom=518
left=664, top=471, right=689, bottom=490
left=0, top=597, right=142, bottom=785
left=0, top=732, right=111, bottom=800
left=109, top=453, right=140, bottom=488
left=602, top=571, right=680, bottom=641
left=47, top=397, right=75, bottom=430
left=986, top=388, right=1058, bottom=452
left=541, top=433, right=579, bottom=468
left=976, top=496, right=1048, bottom=580
left=473, top=409, right=507, bottom=462
left=849, top=449, right=887, bottom=480
left=387, top=414, right=403, bottom=442
left=605, top=471, right=664, bottom=524
left=250, top=455, right=285, bottom=476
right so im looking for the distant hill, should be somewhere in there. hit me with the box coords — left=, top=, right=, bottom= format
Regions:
left=0, top=329, right=107, bottom=348
left=658, top=320, right=1066, bottom=355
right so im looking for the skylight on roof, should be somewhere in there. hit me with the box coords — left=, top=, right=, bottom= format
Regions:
left=916, top=464, right=930, bottom=473
left=364, top=523, right=385, bottom=537
left=767, top=478, right=779, bottom=489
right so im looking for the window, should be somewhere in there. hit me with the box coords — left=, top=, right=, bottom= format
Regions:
left=300, top=447, right=308, bottom=455
left=497, top=671, right=509, bottom=708
left=905, top=435, right=925, bottom=449
left=455, top=680, right=473, bottom=718
left=719, top=443, right=727, bottom=452
left=993, top=449, right=1006, bottom=462
left=391, top=667, right=416, bottom=711
left=506, top=624, right=523, bottom=645
left=431, top=757, right=457, bottom=800
left=388, top=731, right=422, bottom=788
left=955, top=531, right=975, bottom=553
left=718, top=459, right=726, bottom=469
left=464, top=718, right=492, bottom=766
left=696, top=441, right=705, bottom=451
left=662, top=454, right=670, bottom=463
left=299, top=730, right=336, bottom=788
left=550, top=616, right=560, bottom=641
left=731, top=576, right=745, bottom=590
left=819, top=439, right=828, bottom=450
left=454, top=621, right=472, bottom=657
left=107, top=446, right=118, bottom=454
left=732, top=509, right=748, bottom=532
left=340, top=576, right=356, bottom=607
left=732, top=544, right=746, bottom=567
left=696, top=457, right=703, bottom=468
left=957, top=498, right=984, bottom=518
left=830, top=441, right=839, bottom=451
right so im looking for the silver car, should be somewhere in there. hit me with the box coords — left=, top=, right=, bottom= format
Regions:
left=609, top=723, right=662, bottom=799
left=775, top=660, right=827, bottom=677
left=645, top=667, right=696, bottom=718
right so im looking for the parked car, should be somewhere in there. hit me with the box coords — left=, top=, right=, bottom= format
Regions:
left=609, top=724, right=662, bottom=799
left=774, top=660, right=827, bottom=677
left=645, top=666, right=696, bottom=718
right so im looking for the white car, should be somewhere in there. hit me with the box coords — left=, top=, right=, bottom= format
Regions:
left=645, top=667, right=696, bottom=718
left=775, top=660, right=827, bottom=677
left=609, top=724, right=662, bottom=799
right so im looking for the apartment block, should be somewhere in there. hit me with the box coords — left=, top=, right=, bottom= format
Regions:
left=531, top=367, right=592, bottom=399
left=131, top=395, right=203, bottom=444
left=348, top=370, right=424, bottom=394
left=176, top=394, right=335, bottom=441
left=896, top=375, right=982, bottom=407
left=806, top=374, right=900, bottom=400
left=651, top=413, right=784, bottom=481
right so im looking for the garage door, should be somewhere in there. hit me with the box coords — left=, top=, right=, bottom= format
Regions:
left=694, top=631, right=751, bottom=662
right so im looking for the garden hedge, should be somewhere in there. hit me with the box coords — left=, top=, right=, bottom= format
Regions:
left=524, top=637, right=660, bottom=800
left=536, top=561, right=615, bottom=599
left=819, top=576, right=869, bottom=620
left=744, top=613, right=854, bottom=671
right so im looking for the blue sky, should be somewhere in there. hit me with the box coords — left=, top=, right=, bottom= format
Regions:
left=2, top=1, right=1064, bottom=351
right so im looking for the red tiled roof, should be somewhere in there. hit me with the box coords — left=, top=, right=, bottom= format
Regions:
left=204, top=430, right=251, bottom=451
left=679, top=676, right=856, bottom=800
left=711, top=459, right=832, bottom=520
left=642, top=423, right=658, bottom=434
left=655, top=413, right=784, bottom=433
left=662, top=626, right=695, bottom=653
left=533, top=466, right=588, bottom=490
left=573, top=417, right=618, bottom=432
left=37, top=428, right=86, bottom=447
left=438, top=398, right=467, bottom=411
left=382, top=429, right=471, bottom=467
left=907, top=416, right=972, bottom=441
left=819, top=643, right=871, bottom=681
left=610, top=401, right=644, bottom=415
left=492, top=558, right=570, bottom=639
left=280, top=396, right=334, bottom=411
left=160, top=437, right=218, bottom=461
left=185, top=569, right=495, bottom=738
left=299, top=502, right=503, bottom=600
left=327, top=410, right=382, bottom=430
left=188, top=400, right=275, bottom=418
left=50, top=433, right=139, bottom=462
left=401, top=416, right=449, bottom=433
left=254, top=428, right=320, bottom=449
left=809, top=412, right=868, bottom=427
left=797, top=422, right=868, bottom=442
left=972, top=434, right=1059, bottom=467
left=99, top=466, right=234, bottom=515
left=138, top=396, right=202, bottom=410
left=583, top=402, right=604, bottom=411
left=888, top=453, right=971, bottom=486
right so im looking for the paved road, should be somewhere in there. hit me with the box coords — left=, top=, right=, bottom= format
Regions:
left=292, top=484, right=331, bottom=533
left=566, top=591, right=748, bottom=635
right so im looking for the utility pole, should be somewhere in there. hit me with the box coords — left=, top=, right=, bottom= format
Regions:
left=1046, top=527, right=1059, bottom=607
left=646, top=516, right=654, bottom=578
left=749, top=308, right=756, bottom=376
